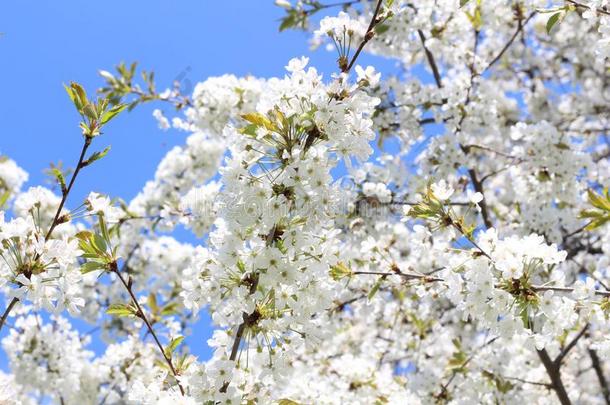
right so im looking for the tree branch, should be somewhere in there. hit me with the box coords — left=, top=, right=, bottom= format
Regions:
left=0, top=136, right=93, bottom=332
left=467, top=169, right=493, bottom=229
left=343, top=0, right=384, bottom=73
left=220, top=273, right=259, bottom=393
left=566, top=0, right=610, bottom=16
left=482, top=12, right=536, bottom=73
left=537, top=348, right=572, bottom=405
left=555, top=324, right=589, bottom=366
left=112, top=264, right=186, bottom=395
left=417, top=29, right=443, bottom=88
left=0, top=297, right=19, bottom=333
left=45, top=136, right=92, bottom=240
left=589, top=348, right=610, bottom=405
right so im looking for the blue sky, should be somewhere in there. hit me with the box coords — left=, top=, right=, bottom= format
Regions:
left=0, top=1, right=401, bottom=367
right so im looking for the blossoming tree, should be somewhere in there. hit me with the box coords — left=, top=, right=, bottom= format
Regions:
left=1, top=0, right=610, bottom=403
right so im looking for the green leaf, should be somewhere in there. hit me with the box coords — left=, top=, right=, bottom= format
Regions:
left=447, top=348, right=468, bottom=372
left=106, top=303, right=136, bottom=317
left=100, top=103, right=127, bottom=125
left=241, top=112, right=275, bottom=131
left=160, top=302, right=180, bottom=316
left=164, top=336, right=185, bottom=358
left=147, top=293, right=159, bottom=312
left=588, top=189, right=610, bottom=211
left=279, top=14, right=296, bottom=32
left=49, top=167, right=67, bottom=193
left=92, top=233, right=108, bottom=253
left=465, top=8, right=482, bottom=30
left=579, top=209, right=602, bottom=219
left=555, top=142, right=570, bottom=150
left=368, top=277, right=384, bottom=301
left=236, top=259, right=246, bottom=273
left=546, top=12, right=561, bottom=34
left=65, top=82, right=88, bottom=113
left=83, top=146, right=111, bottom=167
left=82, top=103, right=98, bottom=120
left=98, top=214, right=111, bottom=244
left=278, top=400, right=301, bottom=405
left=81, top=261, right=106, bottom=274
left=375, top=24, right=390, bottom=35
left=329, top=262, right=353, bottom=281
left=71, top=82, right=87, bottom=104
left=75, top=230, right=93, bottom=241
left=460, top=0, right=471, bottom=6
left=585, top=217, right=610, bottom=231
left=579, top=189, right=610, bottom=230
left=0, top=190, right=10, bottom=209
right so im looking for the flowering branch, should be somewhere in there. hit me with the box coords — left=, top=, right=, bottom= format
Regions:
left=0, top=82, right=125, bottom=333
left=565, top=0, right=610, bottom=16
left=417, top=29, right=443, bottom=88
left=111, top=262, right=186, bottom=396
left=482, top=11, right=537, bottom=73
left=342, top=0, right=384, bottom=73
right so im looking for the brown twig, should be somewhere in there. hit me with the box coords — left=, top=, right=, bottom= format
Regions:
left=0, top=297, right=19, bottom=332
left=220, top=273, right=260, bottom=393
left=467, top=169, right=493, bottom=229
left=353, top=270, right=444, bottom=282
left=566, top=0, right=610, bottom=16
left=418, top=29, right=443, bottom=88
left=45, top=137, right=92, bottom=240
left=482, top=12, right=536, bottom=73
left=112, top=265, right=185, bottom=395
left=555, top=324, right=589, bottom=366
left=343, top=0, right=384, bottom=73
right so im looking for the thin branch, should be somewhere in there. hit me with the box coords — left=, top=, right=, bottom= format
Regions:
left=438, top=337, right=499, bottom=396
left=562, top=222, right=593, bottom=242
left=501, top=374, right=552, bottom=388
left=352, top=266, right=610, bottom=296
left=45, top=137, right=92, bottom=240
left=566, top=0, right=610, bottom=16
left=467, top=169, right=493, bottom=229
left=0, top=297, right=19, bottom=332
left=353, top=271, right=444, bottom=282
left=482, top=12, right=536, bottom=73
left=353, top=268, right=610, bottom=297
left=555, top=324, right=589, bottom=366
left=343, top=0, right=384, bottom=73
left=112, top=265, right=185, bottom=396
left=532, top=285, right=610, bottom=297
left=417, top=29, right=443, bottom=88
left=1, top=136, right=93, bottom=332
left=220, top=273, right=259, bottom=393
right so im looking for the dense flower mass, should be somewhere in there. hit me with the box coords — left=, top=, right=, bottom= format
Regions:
left=1, top=0, right=610, bottom=403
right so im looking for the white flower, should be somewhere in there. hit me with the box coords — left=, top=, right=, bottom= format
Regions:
left=431, top=180, right=454, bottom=200
left=152, top=109, right=171, bottom=130
left=469, top=191, right=483, bottom=204
left=275, top=0, right=291, bottom=9
left=286, top=57, right=309, bottom=73
left=0, top=157, right=28, bottom=195
left=355, top=65, right=381, bottom=87
left=85, top=192, right=121, bottom=222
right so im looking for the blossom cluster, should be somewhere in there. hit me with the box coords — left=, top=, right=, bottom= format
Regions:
left=0, top=0, right=610, bottom=403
